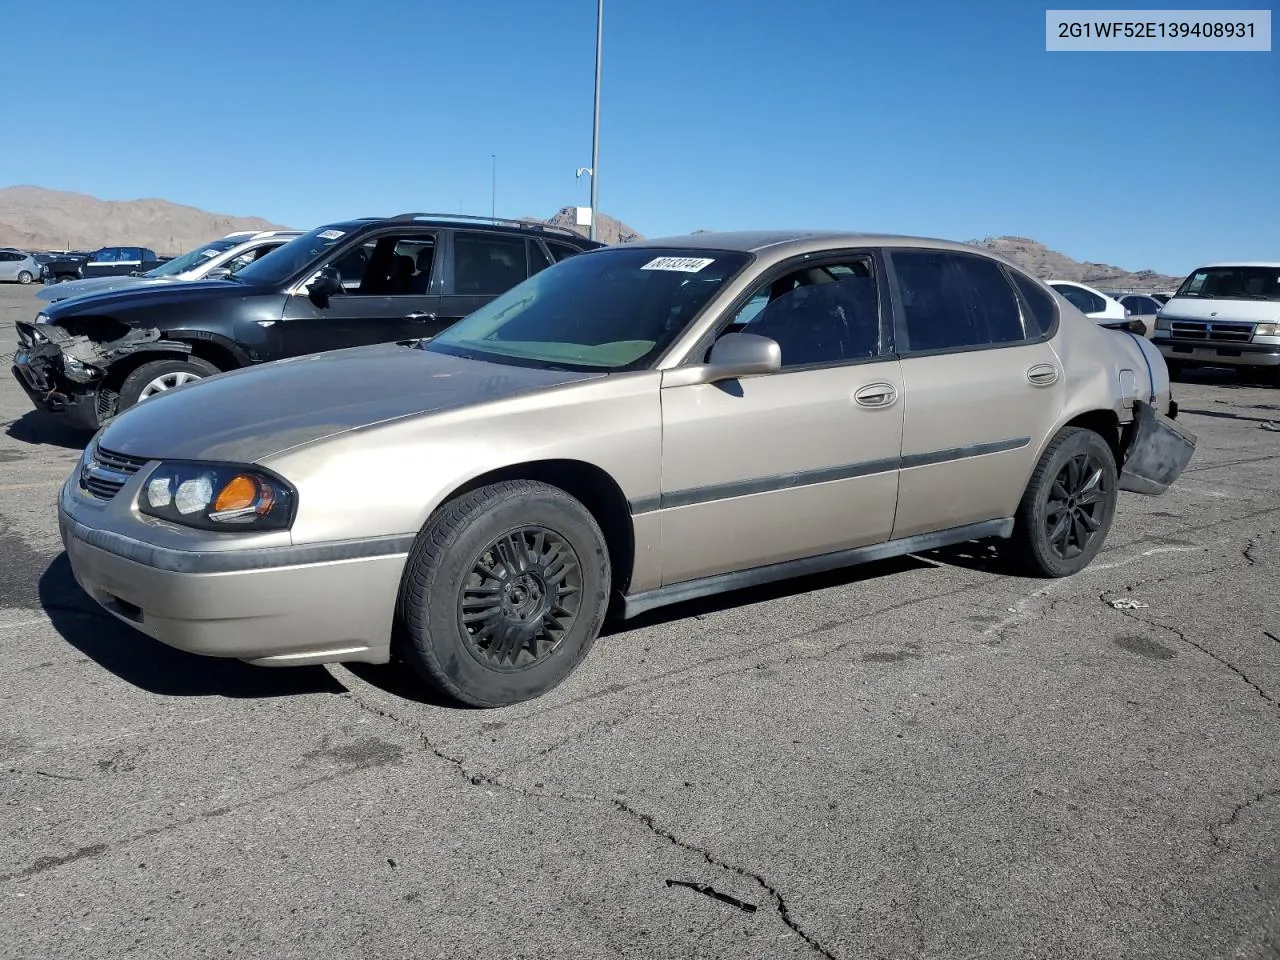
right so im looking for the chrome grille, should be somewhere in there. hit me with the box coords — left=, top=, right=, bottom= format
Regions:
left=1169, top=320, right=1255, bottom=343
left=79, top=444, right=149, bottom=500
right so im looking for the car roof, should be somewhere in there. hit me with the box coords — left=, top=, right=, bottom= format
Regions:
left=611, top=230, right=1041, bottom=273
left=1187, top=261, right=1280, bottom=269
left=320, top=213, right=602, bottom=246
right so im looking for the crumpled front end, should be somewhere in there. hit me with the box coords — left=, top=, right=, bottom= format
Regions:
left=10, top=318, right=190, bottom=431
left=1118, top=399, right=1197, bottom=495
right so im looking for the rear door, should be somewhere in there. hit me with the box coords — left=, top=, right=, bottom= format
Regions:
left=886, top=249, right=1066, bottom=539
left=437, top=230, right=538, bottom=328
left=277, top=229, right=443, bottom=356
left=0, top=252, right=18, bottom=280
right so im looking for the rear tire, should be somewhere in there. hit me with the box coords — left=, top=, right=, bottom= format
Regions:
left=396, top=480, right=611, bottom=707
left=117, top=357, right=220, bottom=413
left=17, top=271, right=33, bottom=285
left=1008, top=427, right=1118, bottom=578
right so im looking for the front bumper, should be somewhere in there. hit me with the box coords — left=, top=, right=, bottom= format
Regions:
left=58, top=479, right=406, bottom=667
left=11, top=362, right=102, bottom=431
left=1154, top=337, right=1280, bottom=368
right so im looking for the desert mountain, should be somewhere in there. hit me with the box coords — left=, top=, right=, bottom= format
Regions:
left=538, top=206, right=642, bottom=245
left=966, top=236, right=1183, bottom=290
left=0, top=186, right=290, bottom=255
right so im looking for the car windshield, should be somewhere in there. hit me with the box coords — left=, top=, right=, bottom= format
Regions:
left=232, top=225, right=349, bottom=286
left=144, top=238, right=242, bottom=277
left=1175, top=266, right=1280, bottom=301
left=425, top=247, right=752, bottom=371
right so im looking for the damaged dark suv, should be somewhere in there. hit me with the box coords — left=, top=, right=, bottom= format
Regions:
left=12, top=214, right=601, bottom=430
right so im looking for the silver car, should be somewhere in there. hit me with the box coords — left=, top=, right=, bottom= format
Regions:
left=57, top=231, right=1195, bottom=707
left=0, top=249, right=40, bottom=284
left=36, top=230, right=303, bottom=303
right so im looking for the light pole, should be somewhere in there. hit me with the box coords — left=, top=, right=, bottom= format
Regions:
left=588, top=0, right=602, bottom=240
left=490, top=154, right=496, bottom=220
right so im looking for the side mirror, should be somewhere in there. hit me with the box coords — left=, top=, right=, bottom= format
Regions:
left=663, top=332, right=782, bottom=387
left=306, top=265, right=344, bottom=306
left=1123, top=306, right=1134, bottom=317
left=206, top=267, right=232, bottom=280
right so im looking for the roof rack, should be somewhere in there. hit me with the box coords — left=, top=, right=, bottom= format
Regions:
left=386, top=212, right=585, bottom=239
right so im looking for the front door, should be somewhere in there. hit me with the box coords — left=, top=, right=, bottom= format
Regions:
left=277, top=230, right=442, bottom=357
left=885, top=248, right=1067, bottom=539
left=658, top=252, right=904, bottom=586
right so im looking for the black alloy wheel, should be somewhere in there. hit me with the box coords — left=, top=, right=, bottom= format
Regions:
left=458, top=526, right=582, bottom=670
left=1043, top=450, right=1110, bottom=560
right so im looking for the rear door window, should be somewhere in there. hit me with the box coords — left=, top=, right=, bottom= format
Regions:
left=546, top=241, right=584, bottom=262
left=890, top=250, right=1028, bottom=353
left=452, top=231, right=530, bottom=295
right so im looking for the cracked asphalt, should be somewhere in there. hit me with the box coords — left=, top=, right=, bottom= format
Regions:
left=1, top=283, right=1278, bottom=959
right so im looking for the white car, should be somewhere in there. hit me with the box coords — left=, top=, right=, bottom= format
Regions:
left=1047, top=280, right=1127, bottom=321
left=1153, top=262, right=1280, bottom=379
left=35, top=230, right=302, bottom=304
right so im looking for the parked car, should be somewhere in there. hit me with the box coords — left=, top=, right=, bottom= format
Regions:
left=1152, top=262, right=1280, bottom=380
left=54, top=230, right=1194, bottom=707
left=42, top=246, right=169, bottom=284
left=0, top=248, right=40, bottom=284
left=1046, top=281, right=1135, bottom=327
left=13, top=213, right=603, bottom=429
left=1151, top=292, right=1174, bottom=304
left=1115, top=294, right=1164, bottom=337
left=37, top=230, right=303, bottom=304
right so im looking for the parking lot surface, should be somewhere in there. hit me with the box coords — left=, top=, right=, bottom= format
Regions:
left=1, top=282, right=1277, bottom=959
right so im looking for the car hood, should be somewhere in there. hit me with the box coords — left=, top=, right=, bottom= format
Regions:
left=95, top=343, right=608, bottom=463
left=37, top=275, right=175, bottom=304
left=1160, top=298, right=1280, bottom=323
left=44, top=279, right=260, bottom=321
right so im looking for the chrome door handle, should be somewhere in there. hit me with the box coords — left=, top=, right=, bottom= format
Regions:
left=854, top=382, right=898, bottom=407
left=1027, top=363, right=1059, bottom=385
left=404, top=312, right=437, bottom=322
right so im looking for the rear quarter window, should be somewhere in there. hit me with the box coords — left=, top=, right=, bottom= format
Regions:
left=1008, top=270, right=1058, bottom=338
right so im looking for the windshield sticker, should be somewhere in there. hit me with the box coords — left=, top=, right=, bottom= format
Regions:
left=641, top=256, right=715, bottom=273
left=317, top=229, right=345, bottom=241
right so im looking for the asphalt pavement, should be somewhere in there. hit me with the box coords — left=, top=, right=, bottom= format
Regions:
left=0, top=282, right=1277, bottom=960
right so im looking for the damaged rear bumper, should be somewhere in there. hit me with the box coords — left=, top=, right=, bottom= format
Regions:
left=1119, top=399, right=1197, bottom=496
left=11, top=319, right=190, bottom=431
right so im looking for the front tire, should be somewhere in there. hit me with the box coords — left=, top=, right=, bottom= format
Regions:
left=1009, top=427, right=1118, bottom=577
left=396, top=480, right=611, bottom=707
left=17, top=271, right=33, bottom=284
left=117, top=357, right=220, bottom=413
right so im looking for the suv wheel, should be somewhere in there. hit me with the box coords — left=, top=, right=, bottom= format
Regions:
left=396, top=480, right=611, bottom=707
left=1009, top=427, right=1118, bottom=577
left=17, top=270, right=33, bottom=284
left=118, top=357, right=220, bottom=411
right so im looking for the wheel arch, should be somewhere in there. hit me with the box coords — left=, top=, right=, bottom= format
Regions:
left=432, top=459, right=637, bottom=594
left=101, top=333, right=248, bottom=390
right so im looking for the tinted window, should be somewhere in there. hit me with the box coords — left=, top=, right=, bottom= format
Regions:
left=546, top=241, right=582, bottom=262
left=737, top=259, right=881, bottom=367
left=1052, top=283, right=1104, bottom=314
left=529, top=239, right=552, bottom=275
left=892, top=250, right=1025, bottom=352
left=950, top=254, right=1025, bottom=344
left=1008, top=270, right=1057, bottom=338
left=453, top=232, right=529, bottom=294
left=91, top=248, right=119, bottom=262
left=0, top=252, right=15, bottom=262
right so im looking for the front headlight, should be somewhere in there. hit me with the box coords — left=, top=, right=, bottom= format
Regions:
left=1254, top=322, right=1280, bottom=337
left=1155, top=315, right=1171, bottom=331
left=34, top=312, right=49, bottom=324
left=138, top=462, right=296, bottom=531
left=60, top=354, right=101, bottom=383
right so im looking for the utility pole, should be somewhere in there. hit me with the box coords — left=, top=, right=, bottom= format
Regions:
left=491, top=154, right=496, bottom=220
left=589, top=0, right=602, bottom=241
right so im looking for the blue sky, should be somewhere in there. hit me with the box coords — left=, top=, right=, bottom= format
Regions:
left=0, top=0, right=1275, bottom=274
